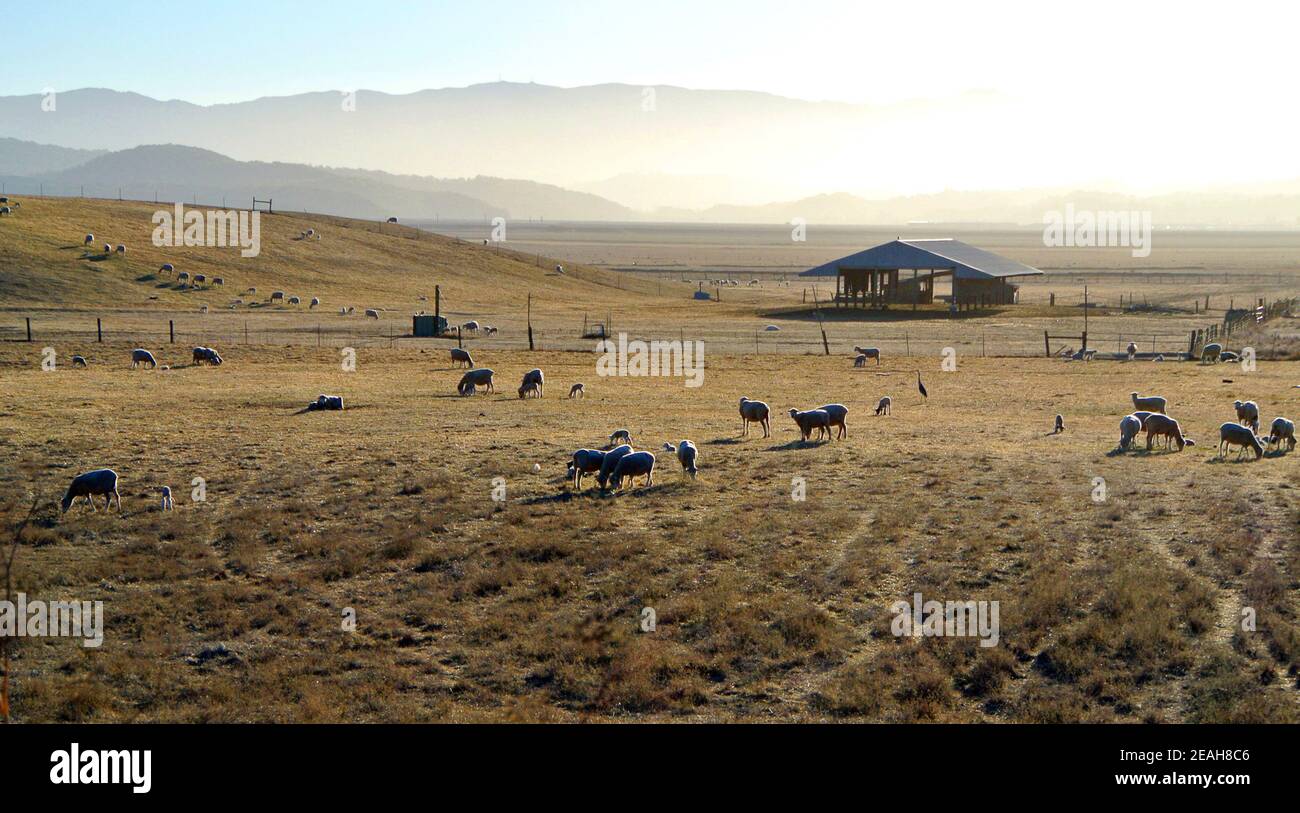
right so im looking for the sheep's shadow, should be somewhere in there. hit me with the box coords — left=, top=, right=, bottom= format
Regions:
left=706, top=437, right=748, bottom=446
left=1205, top=454, right=1261, bottom=464
left=764, top=439, right=830, bottom=451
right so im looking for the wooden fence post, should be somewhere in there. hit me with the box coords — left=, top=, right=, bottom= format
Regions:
left=25, top=318, right=31, bottom=342
left=169, top=320, right=174, bottom=343
left=97, top=318, right=102, bottom=343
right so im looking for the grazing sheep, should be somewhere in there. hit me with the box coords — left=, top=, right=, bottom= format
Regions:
left=1220, top=350, right=1239, bottom=362
left=739, top=397, right=771, bottom=438
left=199, top=305, right=209, bottom=314
left=457, top=368, right=495, bottom=396
left=130, top=348, right=157, bottom=369
left=84, top=234, right=95, bottom=244
left=177, top=272, right=190, bottom=285
left=1118, top=414, right=1143, bottom=450
left=104, top=243, right=112, bottom=255
left=567, top=449, right=608, bottom=489
left=1267, top=417, right=1296, bottom=452
left=569, top=383, right=585, bottom=399
left=347, top=306, right=355, bottom=315
left=160, top=486, right=174, bottom=511
left=0, top=207, right=11, bottom=216
left=307, top=394, right=345, bottom=411
left=1130, top=392, right=1167, bottom=414
left=555, top=265, right=564, bottom=274
left=449, top=348, right=474, bottom=368
left=212, top=277, right=224, bottom=287
left=462, top=320, right=480, bottom=333
left=1053, top=414, right=1065, bottom=434
left=484, top=325, right=498, bottom=336
left=245, top=287, right=257, bottom=295
left=1219, top=422, right=1262, bottom=460
left=309, top=297, right=320, bottom=309
left=192, top=346, right=223, bottom=366
left=609, top=451, right=656, bottom=491
left=853, top=346, right=881, bottom=365
left=1126, top=342, right=1138, bottom=360
left=816, top=403, right=849, bottom=439
left=365, top=308, right=380, bottom=319
left=663, top=440, right=699, bottom=479
left=115, top=244, right=126, bottom=255
left=61, top=469, right=121, bottom=513
left=609, top=429, right=633, bottom=447
left=193, top=274, right=207, bottom=285
left=159, top=263, right=174, bottom=275
left=518, top=368, right=544, bottom=399
left=875, top=396, right=891, bottom=416
left=1201, top=343, right=1222, bottom=363
left=270, top=291, right=285, bottom=303
left=1233, top=400, right=1260, bottom=432
left=288, top=296, right=301, bottom=306
left=853, top=354, right=868, bottom=368
left=1145, top=414, right=1188, bottom=452
left=596, top=444, right=634, bottom=492
left=71, top=355, right=88, bottom=367
left=788, top=408, right=832, bottom=442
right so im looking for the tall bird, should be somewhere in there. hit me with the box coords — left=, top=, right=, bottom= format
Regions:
left=917, top=371, right=928, bottom=401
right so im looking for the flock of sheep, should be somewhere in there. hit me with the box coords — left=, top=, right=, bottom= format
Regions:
left=1113, top=391, right=1295, bottom=460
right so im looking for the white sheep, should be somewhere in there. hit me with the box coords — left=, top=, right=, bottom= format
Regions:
left=308, top=394, right=344, bottom=411
left=1267, top=417, right=1296, bottom=452
left=596, top=444, right=634, bottom=491
left=1118, top=414, right=1143, bottom=450
left=1126, top=342, right=1138, bottom=360
left=1220, top=350, right=1239, bottom=362
left=462, top=320, right=480, bottom=333
left=609, top=451, right=656, bottom=491
left=484, top=326, right=498, bottom=336
left=518, top=368, right=544, bottom=399
left=130, top=348, right=158, bottom=369
left=875, top=396, right=891, bottom=416
left=457, top=368, right=494, bottom=395
left=1233, top=400, right=1260, bottom=433
left=663, top=440, right=699, bottom=479
left=568, top=449, right=607, bottom=489
left=160, top=486, right=174, bottom=511
left=568, top=383, right=585, bottom=399
left=365, top=308, right=380, bottom=319
left=739, top=397, right=771, bottom=438
left=270, top=291, right=285, bottom=303
left=1201, top=343, right=1223, bottom=363
left=816, top=403, right=849, bottom=439
left=115, top=244, right=126, bottom=254
left=1130, top=392, right=1167, bottom=414
left=309, top=297, right=320, bottom=309
left=1219, top=422, right=1262, bottom=460
left=288, top=296, right=301, bottom=306
left=104, top=243, right=112, bottom=254
left=177, top=272, right=190, bottom=285
left=71, top=355, right=88, bottom=367
left=0, top=207, right=12, bottom=216
left=1145, top=414, right=1188, bottom=452
left=853, top=346, right=881, bottom=365
left=609, top=429, right=632, bottom=447
left=212, top=277, right=224, bottom=287
left=61, top=469, right=121, bottom=513
left=84, top=234, right=95, bottom=245
left=194, top=274, right=207, bottom=285
left=450, top=348, right=474, bottom=368
left=788, top=408, right=832, bottom=442
left=192, top=346, right=223, bottom=365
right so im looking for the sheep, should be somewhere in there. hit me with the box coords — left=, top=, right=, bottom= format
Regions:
left=1201, top=343, right=1222, bottom=363
left=0, top=207, right=10, bottom=216
left=104, top=243, right=112, bottom=255
left=1233, top=400, right=1260, bottom=433
left=309, top=297, right=320, bottom=309
left=160, top=486, right=174, bottom=511
left=1220, top=350, right=1239, bottom=362
left=555, top=265, right=564, bottom=274
left=663, top=440, right=699, bottom=479
left=484, top=326, right=498, bottom=336
left=1145, top=413, right=1188, bottom=452
left=84, top=234, right=95, bottom=244
left=71, top=355, right=88, bottom=367
left=1126, top=342, right=1138, bottom=360
left=1219, top=422, right=1262, bottom=460
left=567, top=449, right=607, bottom=489
left=193, top=274, right=207, bottom=285
left=340, top=307, right=348, bottom=315
left=518, top=368, right=544, bottom=399
left=457, top=368, right=494, bottom=396
left=875, top=396, right=891, bottom=416
left=270, top=291, right=285, bottom=303
left=199, top=305, right=208, bottom=314
left=816, top=403, right=849, bottom=439
left=1267, top=417, right=1296, bottom=452
left=788, top=408, right=832, bottom=442
left=192, top=346, right=223, bottom=366
left=853, top=346, right=881, bottom=365
left=739, top=397, right=771, bottom=438
left=609, top=451, right=656, bottom=491
left=177, top=272, right=190, bottom=285
left=569, top=383, right=585, bottom=399
left=307, top=394, right=345, bottom=411
left=245, top=287, right=257, bottom=295
left=159, top=263, right=174, bottom=276
left=1130, top=392, right=1167, bottom=414
left=596, top=444, right=634, bottom=492
left=1053, top=414, right=1065, bottom=434
left=462, top=320, right=480, bottom=333
left=61, top=469, right=121, bottom=513
left=115, top=244, right=126, bottom=255
left=347, top=306, right=355, bottom=315
left=130, top=348, right=157, bottom=369
left=1118, top=414, right=1143, bottom=450
left=212, top=277, right=224, bottom=287
left=365, top=308, right=380, bottom=319
left=764, top=324, right=779, bottom=331
left=853, top=354, right=868, bottom=368
left=387, top=217, right=399, bottom=224
left=450, top=348, right=474, bottom=368
left=288, top=296, right=301, bottom=306
left=609, top=429, right=633, bottom=447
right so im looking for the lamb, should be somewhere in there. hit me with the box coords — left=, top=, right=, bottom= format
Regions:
left=1233, top=400, right=1260, bottom=432
left=555, top=265, right=564, bottom=274
left=853, top=354, right=868, bottom=368
left=1145, top=413, right=1188, bottom=452
left=310, top=297, right=320, bottom=309
left=567, top=449, right=608, bottom=489
left=288, top=296, right=301, bottom=306
left=246, top=287, right=257, bottom=295
left=609, top=429, right=633, bottom=447
left=484, top=326, right=498, bottom=335
left=1130, top=392, right=1167, bottom=414
left=212, top=277, right=224, bottom=287
left=307, top=394, right=344, bottom=411
left=159, top=263, right=174, bottom=276
left=1118, top=414, right=1143, bottom=450
left=192, top=346, right=223, bottom=366
left=365, top=308, right=380, bottom=319
left=853, top=346, right=881, bottom=365
left=596, top=444, right=634, bottom=492
left=1126, top=342, right=1138, bottom=360
left=518, top=368, right=545, bottom=399
left=568, top=383, right=585, bottom=399
left=739, top=397, right=771, bottom=438
left=199, top=305, right=209, bottom=314
left=71, top=355, right=88, bottom=367
left=1201, top=343, right=1222, bottom=363
left=270, top=291, right=285, bottom=303
left=816, top=403, right=849, bottom=439
left=1220, top=351, right=1239, bottom=362
left=609, top=451, right=656, bottom=491
left=1053, top=414, right=1065, bottom=434
left=1219, top=422, right=1262, bottom=460
left=1267, top=417, right=1296, bottom=452
left=449, top=348, right=474, bottom=368
left=130, top=348, right=157, bottom=369
left=160, top=486, right=174, bottom=511
left=61, top=469, right=121, bottom=513
left=457, top=368, right=495, bottom=396
left=788, top=408, right=832, bottom=442
left=84, top=234, right=95, bottom=244
left=875, top=396, right=891, bottom=416
left=663, top=440, right=699, bottom=479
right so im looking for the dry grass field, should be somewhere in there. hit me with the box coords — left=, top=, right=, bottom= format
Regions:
left=1, top=199, right=1298, bottom=722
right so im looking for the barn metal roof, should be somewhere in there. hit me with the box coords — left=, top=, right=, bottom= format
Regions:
left=799, top=238, right=1044, bottom=280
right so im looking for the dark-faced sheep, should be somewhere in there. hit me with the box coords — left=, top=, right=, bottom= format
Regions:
left=457, top=368, right=494, bottom=396
left=288, top=296, right=301, bottom=306
left=61, top=469, right=121, bottom=513
left=130, top=348, right=157, bottom=369
left=1219, top=422, right=1262, bottom=460
left=450, top=348, right=474, bottom=368
left=193, top=274, right=207, bottom=286
left=1053, top=414, right=1065, bottom=434
left=739, top=397, right=771, bottom=438
left=212, top=277, right=224, bottom=287
left=177, top=272, right=190, bottom=285
left=1126, top=342, right=1138, bottom=360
